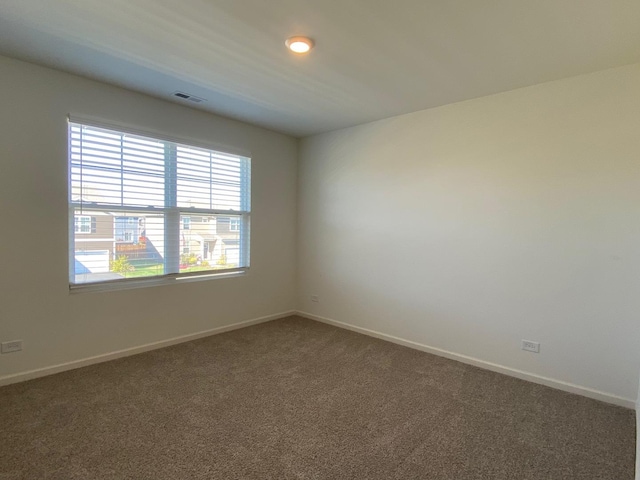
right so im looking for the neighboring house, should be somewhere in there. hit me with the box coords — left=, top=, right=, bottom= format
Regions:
left=181, top=216, right=241, bottom=267
left=215, top=216, right=241, bottom=266
left=75, top=213, right=240, bottom=273
left=114, top=216, right=149, bottom=261
left=73, top=212, right=115, bottom=274
left=75, top=213, right=162, bottom=274
left=112, top=215, right=164, bottom=267
left=114, top=216, right=142, bottom=244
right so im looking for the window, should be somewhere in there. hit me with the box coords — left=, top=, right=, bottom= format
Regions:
left=74, top=215, right=93, bottom=234
left=69, top=120, right=251, bottom=287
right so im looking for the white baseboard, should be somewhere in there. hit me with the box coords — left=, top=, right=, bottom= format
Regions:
left=297, top=311, right=635, bottom=409
left=0, top=310, right=296, bottom=387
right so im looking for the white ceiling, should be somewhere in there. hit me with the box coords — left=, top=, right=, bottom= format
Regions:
left=1, top=1, right=640, bottom=137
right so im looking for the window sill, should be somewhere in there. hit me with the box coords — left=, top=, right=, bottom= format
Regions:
left=69, top=269, right=247, bottom=294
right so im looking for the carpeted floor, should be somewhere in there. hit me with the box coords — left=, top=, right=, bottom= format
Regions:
left=0, top=316, right=635, bottom=479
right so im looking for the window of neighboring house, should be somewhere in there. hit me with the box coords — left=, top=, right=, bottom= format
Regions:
left=74, top=215, right=93, bottom=234
left=69, top=119, right=251, bottom=288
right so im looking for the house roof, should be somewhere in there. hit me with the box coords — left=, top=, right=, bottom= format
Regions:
left=1, top=1, right=639, bottom=137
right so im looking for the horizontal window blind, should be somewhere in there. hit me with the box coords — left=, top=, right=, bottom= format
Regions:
left=69, top=121, right=251, bottom=286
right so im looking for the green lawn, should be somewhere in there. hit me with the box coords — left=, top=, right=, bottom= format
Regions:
left=118, top=263, right=233, bottom=278
left=123, top=263, right=164, bottom=278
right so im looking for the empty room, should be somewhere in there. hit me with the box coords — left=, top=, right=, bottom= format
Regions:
left=1, top=1, right=639, bottom=479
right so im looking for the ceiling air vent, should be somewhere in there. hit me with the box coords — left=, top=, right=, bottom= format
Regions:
left=172, top=92, right=205, bottom=103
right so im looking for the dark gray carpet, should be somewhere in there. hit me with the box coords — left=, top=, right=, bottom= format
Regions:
left=0, top=316, right=635, bottom=479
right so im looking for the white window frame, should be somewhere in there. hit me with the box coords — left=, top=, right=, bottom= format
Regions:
left=68, top=117, right=251, bottom=292
left=229, top=217, right=240, bottom=232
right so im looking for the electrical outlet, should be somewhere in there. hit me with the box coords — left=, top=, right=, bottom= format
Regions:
left=1, top=340, right=23, bottom=354
left=521, top=340, right=540, bottom=353
left=311, top=295, right=319, bottom=303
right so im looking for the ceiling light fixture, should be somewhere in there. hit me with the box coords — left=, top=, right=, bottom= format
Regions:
left=285, top=36, right=314, bottom=54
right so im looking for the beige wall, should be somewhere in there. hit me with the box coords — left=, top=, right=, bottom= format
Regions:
left=297, top=63, right=640, bottom=402
left=0, top=55, right=297, bottom=380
